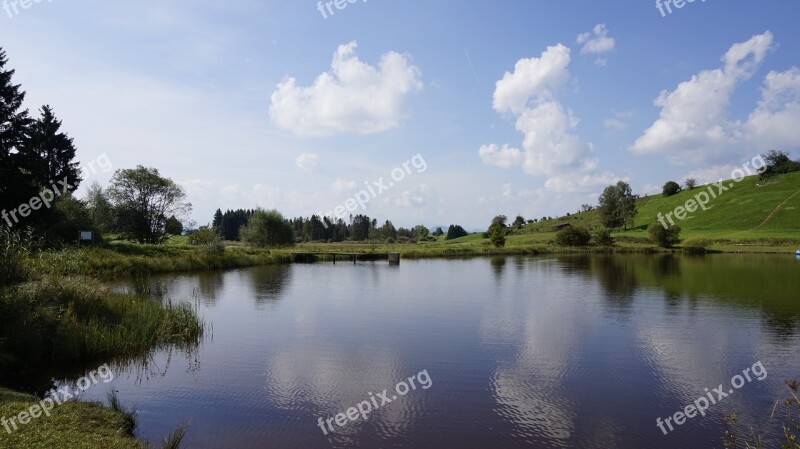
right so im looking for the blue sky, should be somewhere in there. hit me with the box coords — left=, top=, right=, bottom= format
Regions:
left=2, top=0, right=799, bottom=229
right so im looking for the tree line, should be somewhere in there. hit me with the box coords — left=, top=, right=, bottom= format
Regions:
left=207, top=209, right=460, bottom=245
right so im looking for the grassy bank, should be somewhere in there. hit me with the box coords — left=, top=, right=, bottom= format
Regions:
left=24, top=229, right=797, bottom=285
left=29, top=243, right=291, bottom=279
left=1, top=234, right=204, bottom=449
left=0, top=387, right=143, bottom=449
left=0, top=275, right=203, bottom=383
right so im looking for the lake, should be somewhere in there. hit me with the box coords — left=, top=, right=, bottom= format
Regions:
left=73, top=255, right=800, bottom=448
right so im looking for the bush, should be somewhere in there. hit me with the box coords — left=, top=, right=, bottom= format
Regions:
left=685, top=178, right=697, bottom=190
left=188, top=226, right=225, bottom=254
left=662, top=181, right=682, bottom=197
left=648, top=221, right=681, bottom=248
left=554, top=226, right=591, bottom=247
left=240, top=209, right=295, bottom=248
left=593, top=228, right=615, bottom=246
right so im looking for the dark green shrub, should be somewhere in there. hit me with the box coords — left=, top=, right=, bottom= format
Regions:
left=662, top=181, right=682, bottom=197
left=445, top=225, right=468, bottom=240
left=593, top=228, right=615, bottom=246
left=648, top=221, right=681, bottom=248
left=554, top=226, right=591, bottom=247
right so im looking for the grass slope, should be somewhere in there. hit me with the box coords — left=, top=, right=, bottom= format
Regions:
left=518, top=172, right=800, bottom=248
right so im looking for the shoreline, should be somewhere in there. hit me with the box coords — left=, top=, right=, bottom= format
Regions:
left=27, top=242, right=798, bottom=281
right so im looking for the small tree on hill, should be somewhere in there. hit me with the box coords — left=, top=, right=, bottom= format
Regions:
left=488, top=223, right=506, bottom=248
left=599, top=181, right=637, bottom=230
left=512, top=216, right=525, bottom=229
left=685, top=178, right=697, bottom=190
left=487, top=217, right=506, bottom=248
left=662, top=181, right=682, bottom=197
left=760, top=150, right=800, bottom=179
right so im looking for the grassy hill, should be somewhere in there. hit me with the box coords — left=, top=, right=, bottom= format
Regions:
left=514, top=171, right=800, bottom=249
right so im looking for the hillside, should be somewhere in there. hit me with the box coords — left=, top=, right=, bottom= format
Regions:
left=517, top=171, right=800, bottom=245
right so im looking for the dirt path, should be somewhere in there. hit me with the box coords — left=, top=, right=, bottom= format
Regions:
left=756, top=189, right=800, bottom=229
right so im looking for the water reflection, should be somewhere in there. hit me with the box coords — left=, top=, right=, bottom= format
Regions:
left=591, top=256, right=639, bottom=311
left=195, top=271, right=225, bottom=306
left=490, top=256, right=507, bottom=281
left=247, top=264, right=292, bottom=308
left=67, top=255, right=800, bottom=449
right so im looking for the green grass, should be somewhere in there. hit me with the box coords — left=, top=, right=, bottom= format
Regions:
left=28, top=245, right=291, bottom=279
left=0, top=275, right=204, bottom=383
left=0, top=387, right=144, bottom=449
left=514, top=172, right=800, bottom=252
left=630, top=171, right=800, bottom=231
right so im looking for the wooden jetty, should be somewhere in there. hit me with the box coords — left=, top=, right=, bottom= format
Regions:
left=291, top=252, right=400, bottom=265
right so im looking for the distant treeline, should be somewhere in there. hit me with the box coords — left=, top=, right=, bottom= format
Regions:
left=208, top=208, right=466, bottom=243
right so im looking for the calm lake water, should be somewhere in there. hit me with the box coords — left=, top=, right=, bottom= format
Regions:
left=74, top=255, right=800, bottom=448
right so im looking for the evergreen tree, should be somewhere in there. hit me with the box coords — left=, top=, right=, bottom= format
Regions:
left=445, top=225, right=468, bottom=240
left=0, top=48, right=36, bottom=220
left=165, top=216, right=183, bottom=235
left=23, top=105, right=81, bottom=189
left=351, top=214, right=372, bottom=241
left=212, top=209, right=223, bottom=229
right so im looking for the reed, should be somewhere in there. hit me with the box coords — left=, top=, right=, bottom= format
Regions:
left=0, top=275, right=204, bottom=380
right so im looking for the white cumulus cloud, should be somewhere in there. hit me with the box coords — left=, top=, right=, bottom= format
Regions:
left=631, top=32, right=774, bottom=163
left=492, top=44, right=571, bottom=115
left=479, top=44, right=618, bottom=193
left=577, top=24, right=616, bottom=55
left=270, top=41, right=423, bottom=136
left=742, top=67, right=800, bottom=151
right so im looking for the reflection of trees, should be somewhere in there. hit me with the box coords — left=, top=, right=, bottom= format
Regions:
left=591, top=256, right=639, bottom=308
left=194, top=271, right=224, bottom=306
left=490, top=256, right=507, bottom=281
left=248, top=265, right=292, bottom=308
left=651, top=255, right=681, bottom=280
left=762, top=310, right=800, bottom=342
left=588, top=254, right=800, bottom=339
